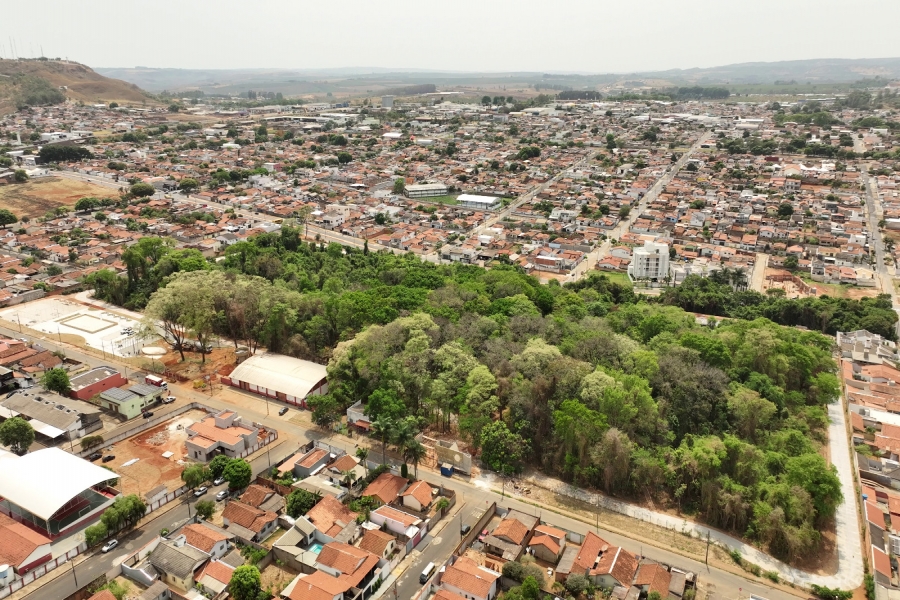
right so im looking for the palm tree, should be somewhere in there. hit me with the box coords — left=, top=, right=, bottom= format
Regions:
left=371, top=417, right=394, bottom=467
left=341, top=469, right=357, bottom=490
left=403, top=440, right=427, bottom=479
left=355, top=447, right=369, bottom=477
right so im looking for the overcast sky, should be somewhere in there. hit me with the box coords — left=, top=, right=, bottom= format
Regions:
left=4, top=0, right=900, bottom=73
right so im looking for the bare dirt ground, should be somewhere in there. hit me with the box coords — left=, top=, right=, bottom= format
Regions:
left=0, top=177, right=115, bottom=218
left=101, top=409, right=208, bottom=496
left=762, top=267, right=879, bottom=300
left=160, top=346, right=237, bottom=389
left=260, top=561, right=299, bottom=597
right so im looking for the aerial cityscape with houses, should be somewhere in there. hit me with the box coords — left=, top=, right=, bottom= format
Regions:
left=2, top=5, right=900, bottom=600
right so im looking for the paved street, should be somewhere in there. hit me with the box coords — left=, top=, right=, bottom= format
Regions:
left=0, top=308, right=808, bottom=600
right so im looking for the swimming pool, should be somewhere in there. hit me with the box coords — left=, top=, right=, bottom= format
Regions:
left=309, top=542, right=324, bottom=554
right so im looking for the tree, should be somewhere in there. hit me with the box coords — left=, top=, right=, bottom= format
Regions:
left=371, top=416, right=395, bottom=466
left=229, top=565, right=262, bottom=600
left=130, top=182, right=156, bottom=198
left=565, top=573, right=590, bottom=595
left=783, top=255, right=799, bottom=271
left=521, top=576, right=541, bottom=600
left=81, top=435, right=104, bottom=450
left=618, top=206, right=631, bottom=218
left=480, top=421, right=528, bottom=475
left=40, top=367, right=71, bottom=394
left=393, top=178, right=406, bottom=194
left=209, top=454, right=231, bottom=479
left=181, top=464, right=211, bottom=490
left=13, top=170, right=28, bottom=183
left=223, top=458, right=252, bottom=490
left=179, top=178, right=199, bottom=193
left=195, top=499, right=215, bottom=520
left=38, top=145, right=92, bottom=162
left=502, top=560, right=525, bottom=581
left=0, top=209, right=18, bottom=228
left=777, top=203, right=794, bottom=218
left=143, top=271, right=219, bottom=362
left=481, top=96, right=492, bottom=106
left=0, top=417, right=34, bottom=455
left=286, top=488, right=321, bottom=517
left=337, top=151, right=352, bottom=164
left=355, top=447, right=369, bottom=476
left=85, top=522, right=108, bottom=546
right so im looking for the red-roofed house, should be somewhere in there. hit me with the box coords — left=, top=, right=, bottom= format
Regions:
left=222, top=501, right=278, bottom=543
left=529, top=524, right=567, bottom=563
left=185, top=410, right=259, bottom=462
left=0, top=512, right=52, bottom=574
left=401, top=480, right=435, bottom=512
left=441, top=556, right=500, bottom=600
left=286, top=569, right=353, bottom=600
left=593, top=546, right=638, bottom=589
left=196, top=560, right=235, bottom=595
left=361, top=472, right=408, bottom=505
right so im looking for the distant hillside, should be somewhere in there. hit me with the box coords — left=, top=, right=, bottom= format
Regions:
left=97, top=57, right=900, bottom=99
left=635, top=57, right=900, bottom=85
left=0, top=59, right=156, bottom=115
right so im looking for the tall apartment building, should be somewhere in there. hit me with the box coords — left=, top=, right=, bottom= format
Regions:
left=628, top=241, right=670, bottom=281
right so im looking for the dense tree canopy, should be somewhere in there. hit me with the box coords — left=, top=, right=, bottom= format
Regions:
left=91, top=233, right=862, bottom=560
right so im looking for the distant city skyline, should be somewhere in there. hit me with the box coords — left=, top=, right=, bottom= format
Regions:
left=5, top=0, right=900, bottom=74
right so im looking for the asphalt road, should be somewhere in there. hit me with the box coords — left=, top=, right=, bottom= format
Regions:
left=3, top=318, right=798, bottom=600
left=24, top=443, right=298, bottom=600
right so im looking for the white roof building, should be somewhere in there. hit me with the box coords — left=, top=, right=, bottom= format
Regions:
left=457, top=194, right=501, bottom=210
left=0, top=448, right=118, bottom=536
left=226, top=353, right=328, bottom=408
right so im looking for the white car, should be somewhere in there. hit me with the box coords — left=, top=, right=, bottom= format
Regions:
left=216, top=490, right=228, bottom=501
left=162, top=396, right=176, bottom=404
left=101, top=539, right=118, bottom=553
left=193, top=486, right=208, bottom=497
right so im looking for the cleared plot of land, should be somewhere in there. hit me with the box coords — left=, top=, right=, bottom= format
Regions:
left=0, top=177, right=115, bottom=218
left=102, top=409, right=208, bottom=496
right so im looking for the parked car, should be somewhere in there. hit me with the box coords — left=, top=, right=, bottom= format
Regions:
left=213, top=477, right=225, bottom=486
left=461, top=524, right=471, bottom=535
left=278, top=407, right=289, bottom=416
left=216, top=490, right=228, bottom=501
left=194, top=486, right=208, bottom=497
left=102, top=455, right=115, bottom=463
left=142, top=411, right=154, bottom=419
left=88, top=452, right=102, bottom=461
left=162, top=396, right=176, bottom=404
left=101, top=539, right=118, bottom=553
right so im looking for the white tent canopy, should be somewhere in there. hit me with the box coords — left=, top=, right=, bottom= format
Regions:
left=0, top=448, right=118, bottom=520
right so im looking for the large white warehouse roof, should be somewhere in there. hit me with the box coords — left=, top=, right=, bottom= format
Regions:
left=0, top=448, right=119, bottom=520
left=229, top=353, right=328, bottom=399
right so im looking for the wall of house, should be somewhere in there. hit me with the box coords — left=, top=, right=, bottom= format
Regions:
left=70, top=373, right=128, bottom=400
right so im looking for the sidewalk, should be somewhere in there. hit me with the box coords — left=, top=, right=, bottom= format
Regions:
left=479, top=400, right=863, bottom=589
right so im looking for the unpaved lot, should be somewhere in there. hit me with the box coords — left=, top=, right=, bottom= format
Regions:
left=0, top=177, right=116, bottom=218
left=102, top=409, right=208, bottom=496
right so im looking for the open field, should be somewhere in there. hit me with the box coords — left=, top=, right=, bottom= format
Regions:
left=101, top=409, right=209, bottom=496
left=413, top=194, right=459, bottom=205
left=598, top=271, right=633, bottom=287
left=0, top=177, right=116, bottom=219
left=762, top=268, right=880, bottom=300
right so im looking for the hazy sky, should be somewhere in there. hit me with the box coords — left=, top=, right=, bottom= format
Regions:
left=4, top=0, right=900, bottom=73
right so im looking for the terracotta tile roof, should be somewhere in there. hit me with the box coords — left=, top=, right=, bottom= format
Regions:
left=362, top=472, right=408, bottom=504
left=182, top=523, right=229, bottom=554
left=241, top=484, right=273, bottom=508
left=442, top=556, right=499, bottom=599
left=533, top=524, right=566, bottom=540
left=288, top=570, right=352, bottom=600
left=222, top=501, right=277, bottom=533
left=329, top=454, right=358, bottom=472
left=316, top=542, right=379, bottom=588
left=492, top=517, right=528, bottom=545
left=307, top=495, right=359, bottom=537
left=434, top=589, right=469, bottom=600
left=197, top=559, right=234, bottom=584
left=0, top=512, right=50, bottom=568
left=635, top=563, right=671, bottom=597
left=528, top=535, right=560, bottom=556
left=873, top=545, right=891, bottom=578
left=358, top=528, right=394, bottom=556
left=372, top=505, right=420, bottom=528
left=574, top=531, right=608, bottom=572
left=594, top=546, right=638, bottom=584
left=400, top=480, right=434, bottom=507
left=300, top=448, right=329, bottom=468
left=87, top=591, right=118, bottom=600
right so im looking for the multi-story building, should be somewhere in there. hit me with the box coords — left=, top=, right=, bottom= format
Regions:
left=628, top=241, right=670, bottom=281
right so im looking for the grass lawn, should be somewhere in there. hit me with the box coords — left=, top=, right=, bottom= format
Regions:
left=598, top=271, right=633, bottom=287
left=413, top=194, right=459, bottom=205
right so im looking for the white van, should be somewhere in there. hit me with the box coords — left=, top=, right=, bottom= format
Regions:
left=420, top=562, right=436, bottom=584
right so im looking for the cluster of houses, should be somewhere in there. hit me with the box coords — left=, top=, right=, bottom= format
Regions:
left=840, top=330, right=900, bottom=591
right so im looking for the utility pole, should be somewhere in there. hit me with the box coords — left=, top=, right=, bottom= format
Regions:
left=705, top=531, right=710, bottom=565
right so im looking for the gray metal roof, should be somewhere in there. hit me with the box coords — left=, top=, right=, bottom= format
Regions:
left=2, top=392, right=98, bottom=430
left=128, top=383, right=162, bottom=397
left=99, top=387, right=138, bottom=403
left=149, top=541, right=207, bottom=579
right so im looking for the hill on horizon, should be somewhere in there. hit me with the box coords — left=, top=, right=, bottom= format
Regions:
left=95, top=57, right=900, bottom=97
left=0, top=59, right=157, bottom=115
